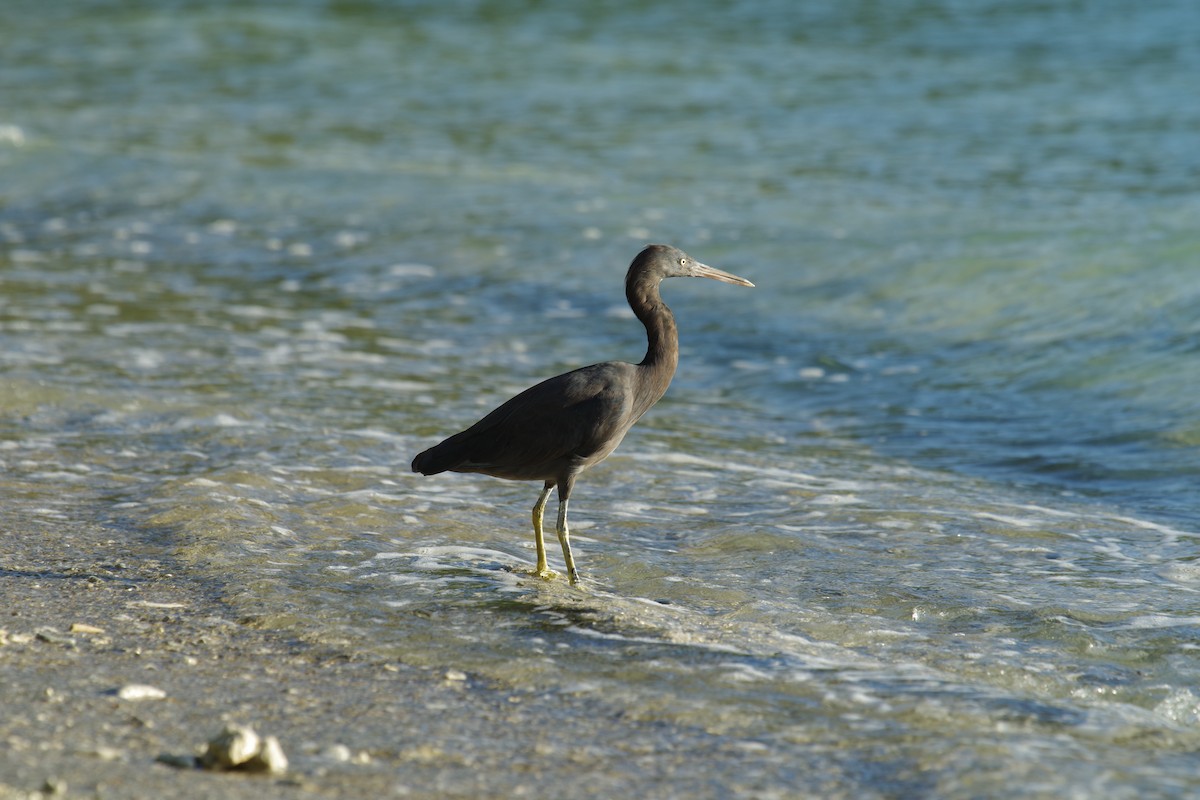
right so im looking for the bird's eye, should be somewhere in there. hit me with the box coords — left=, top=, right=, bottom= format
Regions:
left=680, top=258, right=687, bottom=266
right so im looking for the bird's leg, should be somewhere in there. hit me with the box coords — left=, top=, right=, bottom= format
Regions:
left=530, top=482, right=555, bottom=580
left=556, top=496, right=580, bottom=585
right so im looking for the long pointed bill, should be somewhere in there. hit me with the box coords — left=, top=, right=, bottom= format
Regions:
left=690, top=261, right=755, bottom=287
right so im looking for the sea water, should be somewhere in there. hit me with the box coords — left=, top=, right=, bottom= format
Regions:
left=3, top=1, right=1200, bottom=795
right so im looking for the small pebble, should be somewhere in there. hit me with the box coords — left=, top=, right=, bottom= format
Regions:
left=246, top=736, right=288, bottom=775
left=443, top=669, right=468, bottom=682
left=70, top=622, right=106, bottom=635
left=201, top=725, right=261, bottom=769
left=91, top=746, right=124, bottom=762
left=323, top=744, right=353, bottom=762
left=321, top=743, right=371, bottom=765
left=199, top=724, right=288, bottom=775
left=117, top=684, right=167, bottom=701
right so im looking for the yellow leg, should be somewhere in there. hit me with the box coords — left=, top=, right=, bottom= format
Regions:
left=556, top=498, right=580, bottom=585
left=530, top=483, right=556, bottom=580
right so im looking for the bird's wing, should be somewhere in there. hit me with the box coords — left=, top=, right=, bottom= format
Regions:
left=443, top=362, right=635, bottom=480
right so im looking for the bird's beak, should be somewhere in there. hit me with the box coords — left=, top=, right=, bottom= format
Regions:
left=690, top=262, right=755, bottom=287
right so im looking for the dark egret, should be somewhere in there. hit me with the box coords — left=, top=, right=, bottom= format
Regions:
left=411, top=244, right=754, bottom=584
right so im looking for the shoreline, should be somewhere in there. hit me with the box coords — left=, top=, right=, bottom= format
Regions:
left=1, top=513, right=415, bottom=798
left=0, top=508, right=568, bottom=800
left=0, top=513, right=759, bottom=800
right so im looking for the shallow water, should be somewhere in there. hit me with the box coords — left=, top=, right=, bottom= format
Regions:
left=4, top=1, right=1200, bottom=796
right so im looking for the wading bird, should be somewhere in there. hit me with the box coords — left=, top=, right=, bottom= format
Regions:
left=411, top=244, right=753, bottom=584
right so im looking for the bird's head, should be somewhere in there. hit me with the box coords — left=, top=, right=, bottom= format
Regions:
left=631, top=244, right=755, bottom=287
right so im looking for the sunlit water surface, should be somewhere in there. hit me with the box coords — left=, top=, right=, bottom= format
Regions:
left=3, top=1, right=1200, bottom=796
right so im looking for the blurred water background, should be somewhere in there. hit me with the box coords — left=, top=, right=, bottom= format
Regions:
left=3, top=1, right=1200, bottom=796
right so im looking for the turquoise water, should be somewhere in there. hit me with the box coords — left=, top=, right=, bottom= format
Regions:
left=4, top=1, right=1200, bottom=796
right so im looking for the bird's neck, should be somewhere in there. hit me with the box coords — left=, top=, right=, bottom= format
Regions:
left=628, top=277, right=679, bottom=400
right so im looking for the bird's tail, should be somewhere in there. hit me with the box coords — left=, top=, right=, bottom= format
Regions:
left=411, top=434, right=468, bottom=475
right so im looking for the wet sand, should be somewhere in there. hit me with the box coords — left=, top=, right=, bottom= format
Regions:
left=0, top=513, right=777, bottom=800
left=1, top=512, right=462, bottom=798
left=0, top=513, right=564, bottom=800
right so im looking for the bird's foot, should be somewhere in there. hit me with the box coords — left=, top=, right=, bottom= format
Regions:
left=522, top=567, right=583, bottom=586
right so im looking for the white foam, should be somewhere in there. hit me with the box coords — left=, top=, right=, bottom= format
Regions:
left=1109, top=514, right=1199, bottom=545
left=1158, top=564, right=1200, bottom=585
left=1154, top=688, right=1200, bottom=726
left=811, top=494, right=861, bottom=506
left=634, top=451, right=847, bottom=489
left=172, top=413, right=249, bottom=430
left=975, top=512, right=1039, bottom=528
left=412, top=545, right=524, bottom=565
left=1116, top=614, right=1200, bottom=631
left=387, top=263, right=436, bottom=278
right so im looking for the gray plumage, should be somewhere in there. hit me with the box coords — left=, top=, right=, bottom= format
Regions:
left=411, top=244, right=753, bottom=583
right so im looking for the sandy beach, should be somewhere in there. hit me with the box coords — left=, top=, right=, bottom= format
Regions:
left=0, top=519, right=542, bottom=800
left=2, top=510, right=441, bottom=799
left=0, top=512, right=759, bottom=800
